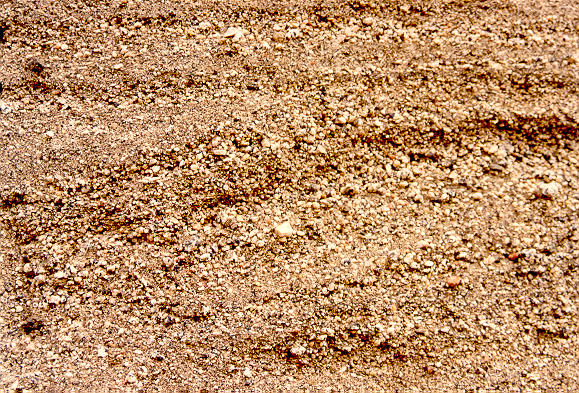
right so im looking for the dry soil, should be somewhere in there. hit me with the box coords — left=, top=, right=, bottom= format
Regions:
left=0, top=1, right=578, bottom=392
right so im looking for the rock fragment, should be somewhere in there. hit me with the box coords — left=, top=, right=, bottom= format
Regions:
left=362, top=17, right=374, bottom=26
left=274, top=221, right=294, bottom=237
left=97, top=346, right=107, bottom=357
left=446, top=276, right=462, bottom=288
left=272, top=31, right=285, bottom=42
left=290, top=344, right=307, bottom=357
left=223, top=27, right=245, bottom=41
left=535, top=182, right=559, bottom=199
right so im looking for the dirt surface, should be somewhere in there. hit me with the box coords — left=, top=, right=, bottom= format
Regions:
left=1, top=0, right=578, bottom=392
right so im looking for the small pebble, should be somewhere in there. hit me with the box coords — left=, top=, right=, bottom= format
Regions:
left=272, top=31, right=285, bottom=42
left=507, top=252, right=521, bottom=261
left=535, top=182, right=559, bottom=199
left=290, top=344, right=307, bottom=357
left=223, top=27, right=245, bottom=41
left=275, top=221, right=294, bottom=237
left=48, top=295, right=61, bottom=304
left=446, top=276, right=461, bottom=288
left=97, top=347, right=107, bottom=357
left=362, top=17, right=374, bottom=26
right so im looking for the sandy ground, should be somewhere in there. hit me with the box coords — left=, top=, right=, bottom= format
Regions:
left=0, top=0, right=578, bottom=392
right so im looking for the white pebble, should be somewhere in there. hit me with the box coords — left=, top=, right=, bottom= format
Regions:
left=274, top=221, right=294, bottom=237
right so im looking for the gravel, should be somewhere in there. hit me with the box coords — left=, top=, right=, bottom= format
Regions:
left=0, top=0, right=578, bottom=392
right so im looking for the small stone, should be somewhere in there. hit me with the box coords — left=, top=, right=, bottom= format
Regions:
left=535, top=182, right=559, bottom=199
left=48, top=295, right=61, bottom=304
left=403, top=253, right=415, bottom=264
left=126, top=375, right=137, bottom=384
left=97, top=346, right=107, bottom=357
left=366, top=183, right=380, bottom=193
left=182, top=235, right=201, bottom=252
left=485, top=144, right=499, bottom=155
left=272, top=31, right=285, bottom=42
left=223, top=27, right=244, bottom=41
left=213, top=149, right=227, bottom=157
left=495, top=146, right=508, bottom=159
left=274, top=221, right=294, bottom=237
left=341, top=184, right=358, bottom=196
left=446, top=276, right=461, bottom=288
left=286, top=28, right=301, bottom=39
left=185, top=27, right=196, bottom=38
left=362, top=17, right=374, bottom=26
left=456, top=251, right=469, bottom=260
left=472, top=192, right=483, bottom=201
left=243, top=368, right=252, bottom=378
left=392, top=111, right=404, bottom=123
left=398, top=168, right=413, bottom=181
left=488, top=61, right=504, bottom=72
left=489, top=163, right=505, bottom=172
left=344, top=26, right=359, bottom=38
left=197, top=21, right=212, bottom=31
left=290, top=344, right=307, bottom=357
left=0, top=101, right=12, bottom=114
left=413, top=192, right=424, bottom=203
left=507, top=252, right=521, bottom=261
left=416, top=240, right=430, bottom=249
left=223, top=27, right=239, bottom=37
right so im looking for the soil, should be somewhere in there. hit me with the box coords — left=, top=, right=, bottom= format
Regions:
left=1, top=0, right=578, bottom=392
